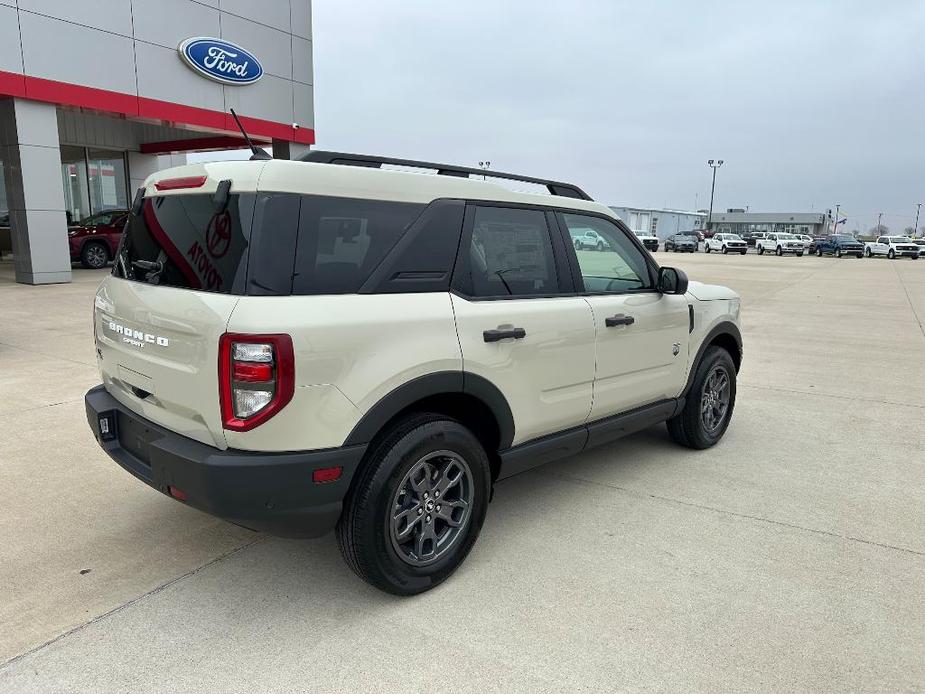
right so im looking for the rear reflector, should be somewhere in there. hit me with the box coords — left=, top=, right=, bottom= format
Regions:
left=233, top=361, right=273, bottom=382
left=155, top=175, right=207, bottom=191
left=313, top=466, right=343, bottom=484
left=168, top=486, right=188, bottom=501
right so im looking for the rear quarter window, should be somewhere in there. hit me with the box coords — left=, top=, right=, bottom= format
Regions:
left=291, top=196, right=425, bottom=295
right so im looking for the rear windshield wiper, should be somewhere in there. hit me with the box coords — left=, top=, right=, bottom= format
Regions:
left=132, top=259, right=165, bottom=285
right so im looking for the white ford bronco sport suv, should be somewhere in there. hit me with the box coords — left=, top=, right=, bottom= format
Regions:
left=85, top=151, right=743, bottom=595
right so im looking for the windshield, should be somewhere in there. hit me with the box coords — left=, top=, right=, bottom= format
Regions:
left=835, top=235, right=856, bottom=242
left=889, top=237, right=912, bottom=243
left=726, top=234, right=743, bottom=240
left=777, top=234, right=796, bottom=239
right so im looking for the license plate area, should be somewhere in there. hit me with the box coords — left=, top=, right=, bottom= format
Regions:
left=117, top=411, right=162, bottom=467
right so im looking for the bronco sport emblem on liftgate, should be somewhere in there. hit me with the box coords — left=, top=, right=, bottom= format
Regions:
left=107, top=321, right=169, bottom=349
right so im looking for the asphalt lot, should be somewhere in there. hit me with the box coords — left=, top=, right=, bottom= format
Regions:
left=1, top=252, right=923, bottom=693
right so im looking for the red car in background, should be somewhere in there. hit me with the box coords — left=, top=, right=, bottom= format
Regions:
left=68, top=209, right=128, bottom=268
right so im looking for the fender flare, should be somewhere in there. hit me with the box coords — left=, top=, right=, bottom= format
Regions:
left=683, top=321, right=743, bottom=397
left=343, top=371, right=516, bottom=450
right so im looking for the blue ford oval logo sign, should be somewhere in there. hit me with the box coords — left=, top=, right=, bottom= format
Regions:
left=178, top=37, right=263, bottom=85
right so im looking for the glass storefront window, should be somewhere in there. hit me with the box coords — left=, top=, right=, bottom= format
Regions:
left=60, top=146, right=128, bottom=226
left=87, top=148, right=128, bottom=216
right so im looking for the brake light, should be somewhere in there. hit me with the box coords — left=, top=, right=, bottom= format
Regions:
left=154, top=175, right=207, bottom=191
left=219, top=333, right=295, bottom=432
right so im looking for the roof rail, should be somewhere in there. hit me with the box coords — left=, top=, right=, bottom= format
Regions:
left=299, top=150, right=593, bottom=201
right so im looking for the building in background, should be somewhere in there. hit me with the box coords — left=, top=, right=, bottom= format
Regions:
left=707, top=211, right=828, bottom=236
left=609, top=206, right=707, bottom=240
left=0, top=0, right=313, bottom=284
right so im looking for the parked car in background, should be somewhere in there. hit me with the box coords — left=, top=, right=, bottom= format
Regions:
left=68, top=209, right=129, bottom=269
left=702, top=228, right=717, bottom=239
left=864, top=236, right=920, bottom=259
left=793, top=234, right=813, bottom=249
left=815, top=235, right=864, bottom=258
left=665, top=233, right=699, bottom=252
left=632, top=230, right=660, bottom=252
left=808, top=236, right=828, bottom=254
left=705, top=233, right=748, bottom=255
left=570, top=227, right=610, bottom=251
left=744, top=231, right=767, bottom=246
left=678, top=229, right=704, bottom=243
left=756, top=232, right=805, bottom=257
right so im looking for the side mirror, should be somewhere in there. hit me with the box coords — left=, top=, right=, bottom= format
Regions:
left=658, top=267, right=688, bottom=295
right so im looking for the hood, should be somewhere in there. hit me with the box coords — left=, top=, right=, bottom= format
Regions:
left=686, top=281, right=739, bottom=301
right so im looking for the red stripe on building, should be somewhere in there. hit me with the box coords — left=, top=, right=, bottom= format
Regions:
left=0, top=69, right=315, bottom=145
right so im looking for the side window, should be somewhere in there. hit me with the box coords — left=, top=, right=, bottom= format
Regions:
left=292, top=196, right=425, bottom=295
left=878, top=237, right=886, bottom=244
left=560, top=213, right=652, bottom=293
left=462, top=206, right=559, bottom=298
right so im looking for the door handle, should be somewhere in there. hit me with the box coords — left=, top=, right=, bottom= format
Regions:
left=483, top=328, right=526, bottom=342
left=605, top=314, right=635, bottom=327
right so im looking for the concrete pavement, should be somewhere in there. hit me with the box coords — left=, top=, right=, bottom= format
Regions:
left=0, top=253, right=923, bottom=692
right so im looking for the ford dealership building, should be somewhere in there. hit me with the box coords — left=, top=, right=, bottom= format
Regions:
left=0, top=0, right=314, bottom=284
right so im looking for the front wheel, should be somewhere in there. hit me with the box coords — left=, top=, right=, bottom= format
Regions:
left=855, top=253, right=863, bottom=259
left=705, top=245, right=711, bottom=253
left=574, top=239, right=581, bottom=251
left=740, top=250, right=747, bottom=255
left=796, top=252, right=804, bottom=257
left=776, top=246, right=783, bottom=256
left=816, top=248, right=823, bottom=257
left=722, top=245, right=728, bottom=255
left=888, top=249, right=895, bottom=259
left=597, top=241, right=604, bottom=251
left=836, top=248, right=842, bottom=258
left=667, top=346, right=737, bottom=449
left=336, top=414, right=491, bottom=595
left=757, top=246, right=764, bottom=255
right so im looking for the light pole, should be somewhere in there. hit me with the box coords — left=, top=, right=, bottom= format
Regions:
left=478, top=160, right=491, bottom=181
left=706, top=159, right=723, bottom=230
left=877, top=211, right=883, bottom=235
left=915, top=203, right=922, bottom=238
left=833, top=204, right=840, bottom=234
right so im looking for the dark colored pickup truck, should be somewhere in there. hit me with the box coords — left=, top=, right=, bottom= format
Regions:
left=814, top=235, right=864, bottom=258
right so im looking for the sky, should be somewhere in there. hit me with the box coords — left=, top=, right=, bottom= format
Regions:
left=209, top=1, right=925, bottom=234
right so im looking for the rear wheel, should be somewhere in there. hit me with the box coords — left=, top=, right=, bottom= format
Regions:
left=80, top=241, right=109, bottom=269
left=667, top=346, right=737, bottom=449
left=336, top=414, right=491, bottom=596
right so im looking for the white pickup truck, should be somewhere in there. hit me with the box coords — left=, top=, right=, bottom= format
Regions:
left=864, top=236, right=920, bottom=259
left=756, top=232, right=804, bottom=257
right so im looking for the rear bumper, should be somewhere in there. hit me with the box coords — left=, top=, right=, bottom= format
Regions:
left=85, top=385, right=366, bottom=538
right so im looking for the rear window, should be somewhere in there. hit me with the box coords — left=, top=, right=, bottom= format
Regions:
left=115, top=193, right=255, bottom=294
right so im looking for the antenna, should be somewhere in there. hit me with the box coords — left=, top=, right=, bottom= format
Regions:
left=229, top=108, right=272, bottom=161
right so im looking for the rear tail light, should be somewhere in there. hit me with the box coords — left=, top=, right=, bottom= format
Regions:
left=219, top=333, right=294, bottom=432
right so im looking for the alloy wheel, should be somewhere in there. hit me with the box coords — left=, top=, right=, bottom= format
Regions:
left=700, top=365, right=731, bottom=434
left=85, top=245, right=107, bottom=268
left=389, top=450, right=474, bottom=567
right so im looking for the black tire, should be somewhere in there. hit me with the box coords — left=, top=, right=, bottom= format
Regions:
left=597, top=241, right=604, bottom=251
left=574, top=239, right=581, bottom=251
left=705, top=245, right=711, bottom=253
left=816, top=247, right=823, bottom=257
left=336, top=413, right=491, bottom=596
left=667, top=346, right=737, bottom=449
left=776, top=246, right=783, bottom=256
left=796, top=252, right=803, bottom=257
left=740, top=250, right=747, bottom=255
left=721, top=245, right=727, bottom=254
left=864, top=247, right=872, bottom=258
left=757, top=246, right=764, bottom=255
left=836, top=248, right=842, bottom=258
left=888, top=249, right=895, bottom=259
left=80, top=241, right=109, bottom=269
left=855, top=253, right=863, bottom=259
